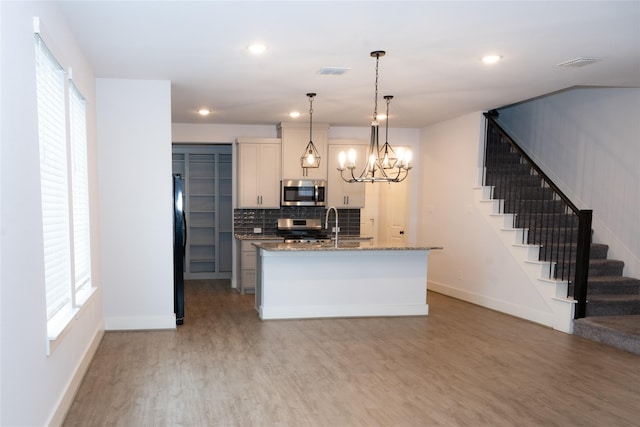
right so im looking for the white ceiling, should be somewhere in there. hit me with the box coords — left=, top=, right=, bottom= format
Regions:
left=57, top=1, right=640, bottom=128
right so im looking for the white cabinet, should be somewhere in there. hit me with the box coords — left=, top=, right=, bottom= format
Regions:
left=278, top=122, right=329, bottom=180
left=327, top=142, right=366, bottom=208
left=236, top=138, right=281, bottom=208
left=237, top=238, right=281, bottom=294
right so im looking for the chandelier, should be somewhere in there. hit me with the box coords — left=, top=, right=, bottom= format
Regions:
left=338, top=51, right=412, bottom=183
left=300, top=92, right=321, bottom=174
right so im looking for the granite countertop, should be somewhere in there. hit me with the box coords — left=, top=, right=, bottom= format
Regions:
left=234, top=234, right=374, bottom=241
left=234, top=234, right=282, bottom=241
left=253, top=241, right=442, bottom=252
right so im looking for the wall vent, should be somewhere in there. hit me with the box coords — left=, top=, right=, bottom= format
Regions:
left=557, top=57, right=605, bottom=68
left=318, top=67, right=351, bottom=75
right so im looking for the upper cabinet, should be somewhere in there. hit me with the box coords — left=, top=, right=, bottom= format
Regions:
left=236, top=138, right=281, bottom=208
left=327, top=141, right=367, bottom=208
left=278, top=122, right=329, bottom=180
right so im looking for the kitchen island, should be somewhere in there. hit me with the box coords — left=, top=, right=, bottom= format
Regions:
left=253, top=241, right=439, bottom=320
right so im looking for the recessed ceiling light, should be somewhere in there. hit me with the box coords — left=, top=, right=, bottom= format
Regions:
left=376, top=114, right=387, bottom=120
left=289, top=111, right=301, bottom=118
left=248, top=43, right=267, bottom=54
left=482, top=55, right=503, bottom=65
left=197, top=108, right=211, bottom=116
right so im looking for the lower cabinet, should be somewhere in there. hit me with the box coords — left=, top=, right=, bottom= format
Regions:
left=237, top=239, right=281, bottom=294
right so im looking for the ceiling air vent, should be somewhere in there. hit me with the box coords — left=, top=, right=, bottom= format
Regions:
left=557, top=57, right=605, bottom=68
left=318, top=67, right=351, bottom=75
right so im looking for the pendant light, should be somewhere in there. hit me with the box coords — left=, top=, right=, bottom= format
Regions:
left=337, top=51, right=412, bottom=183
left=300, top=92, right=321, bottom=174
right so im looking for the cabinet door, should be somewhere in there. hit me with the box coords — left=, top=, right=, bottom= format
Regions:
left=258, top=144, right=281, bottom=208
left=327, top=144, right=366, bottom=208
left=280, top=124, right=328, bottom=180
left=238, top=144, right=260, bottom=208
left=238, top=239, right=281, bottom=294
left=237, top=142, right=281, bottom=208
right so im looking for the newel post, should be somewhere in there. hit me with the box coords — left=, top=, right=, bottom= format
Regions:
left=573, top=210, right=592, bottom=318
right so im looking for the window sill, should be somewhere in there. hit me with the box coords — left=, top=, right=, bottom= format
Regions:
left=47, top=286, right=97, bottom=355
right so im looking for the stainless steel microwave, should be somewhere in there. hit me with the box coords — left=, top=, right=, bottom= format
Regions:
left=281, top=179, right=327, bottom=207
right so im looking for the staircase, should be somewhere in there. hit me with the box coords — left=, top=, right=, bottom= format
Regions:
left=484, top=114, right=640, bottom=355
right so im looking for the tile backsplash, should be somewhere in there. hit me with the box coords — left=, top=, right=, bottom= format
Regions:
left=234, top=207, right=361, bottom=236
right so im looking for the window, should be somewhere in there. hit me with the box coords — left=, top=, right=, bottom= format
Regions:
left=34, top=29, right=93, bottom=351
left=69, top=81, right=92, bottom=303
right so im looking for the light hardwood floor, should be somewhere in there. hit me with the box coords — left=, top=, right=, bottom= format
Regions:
left=63, top=280, right=640, bottom=426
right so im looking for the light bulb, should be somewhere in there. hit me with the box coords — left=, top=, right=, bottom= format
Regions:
left=348, top=149, right=357, bottom=165
left=396, top=148, right=405, bottom=165
left=338, top=151, right=346, bottom=169
left=369, top=154, right=377, bottom=171
left=306, top=152, right=315, bottom=165
left=404, top=150, right=412, bottom=166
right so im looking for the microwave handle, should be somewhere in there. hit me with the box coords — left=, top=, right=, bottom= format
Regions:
left=315, top=185, right=319, bottom=202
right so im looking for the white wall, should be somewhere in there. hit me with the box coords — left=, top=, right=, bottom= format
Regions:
left=416, top=112, right=553, bottom=323
left=1, top=2, right=104, bottom=425
left=497, top=88, right=640, bottom=277
left=172, top=123, right=277, bottom=142
left=97, top=79, right=174, bottom=330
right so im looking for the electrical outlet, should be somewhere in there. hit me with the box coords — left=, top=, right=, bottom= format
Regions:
left=253, top=227, right=262, bottom=234
left=332, top=227, right=340, bottom=232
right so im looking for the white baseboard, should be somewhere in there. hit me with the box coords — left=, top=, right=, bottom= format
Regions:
left=48, top=321, right=105, bottom=427
left=260, top=303, right=429, bottom=320
left=428, top=280, right=554, bottom=328
left=104, top=315, right=177, bottom=330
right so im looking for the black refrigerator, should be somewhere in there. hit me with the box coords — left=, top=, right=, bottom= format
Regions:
left=173, top=174, right=186, bottom=325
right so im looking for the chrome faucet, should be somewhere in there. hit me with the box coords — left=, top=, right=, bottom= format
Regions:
left=325, top=206, right=339, bottom=246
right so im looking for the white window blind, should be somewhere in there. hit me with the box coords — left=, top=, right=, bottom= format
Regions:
left=35, top=34, right=73, bottom=321
left=69, top=81, right=92, bottom=297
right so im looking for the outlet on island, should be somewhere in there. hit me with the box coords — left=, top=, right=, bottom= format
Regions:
left=253, top=227, right=262, bottom=234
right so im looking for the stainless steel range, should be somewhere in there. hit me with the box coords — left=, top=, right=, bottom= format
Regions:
left=277, top=218, right=331, bottom=243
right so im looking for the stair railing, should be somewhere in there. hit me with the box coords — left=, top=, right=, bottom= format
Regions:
left=483, top=112, right=592, bottom=318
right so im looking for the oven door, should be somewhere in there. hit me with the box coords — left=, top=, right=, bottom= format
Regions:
left=281, top=180, right=326, bottom=206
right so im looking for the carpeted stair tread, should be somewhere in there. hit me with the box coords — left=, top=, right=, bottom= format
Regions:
left=555, top=258, right=624, bottom=279
left=588, top=259, right=625, bottom=276
left=588, top=276, right=640, bottom=295
left=573, top=315, right=640, bottom=355
left=539, top=243, right=608, bottom=260
left=588, top=294, right=640, bottom=303
left=570, top=276, right=640, bottom=296
left=586, top=294, right=640, bottom=316
left=588, top=243, right=609, bottom=259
